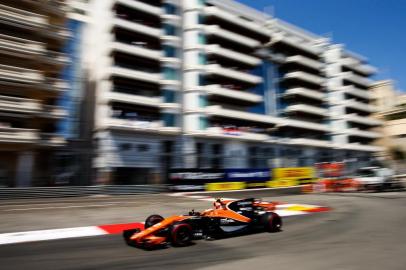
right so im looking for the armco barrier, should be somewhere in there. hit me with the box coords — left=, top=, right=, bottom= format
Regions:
left=189, top=186, right=303, bottom=197
left=0, top=185, right=168, bottom=200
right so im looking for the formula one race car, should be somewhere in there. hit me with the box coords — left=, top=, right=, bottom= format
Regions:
left=123, top=198, right=282, bottom=249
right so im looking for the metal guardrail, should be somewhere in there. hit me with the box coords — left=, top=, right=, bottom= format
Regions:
left=0, top=185, right=169, bottom=200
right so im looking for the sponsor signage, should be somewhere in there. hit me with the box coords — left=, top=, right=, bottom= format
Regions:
left=270, top=167, right=316, bottom=187
left=225, top=168, right=270, bottom=182
left=169, top=169, right=225, bottom=191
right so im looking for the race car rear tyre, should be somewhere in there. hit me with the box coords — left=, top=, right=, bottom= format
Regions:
left=170, top=222, right=193, bottom=247
left=262, top=212, right=282, bottom=232
left=145, top=214, right=164, bottom=229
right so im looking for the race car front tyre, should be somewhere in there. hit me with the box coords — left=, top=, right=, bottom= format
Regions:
left=262, top=212, right=282, bottom=232
left=145, top=214, right=164, bottom=229
left=123, top=229, right=141, bottom=246
left=170, top=222, right=193, bottom=247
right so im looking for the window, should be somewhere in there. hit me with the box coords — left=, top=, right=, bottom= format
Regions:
left=163, top=90, right=176, bottom=103
left=197, top=14, right=205, bottom=24
left=199, top=116, right=208, bottom=130
left=197, top=33, right=206, bottom=44
left=163, top=113, right=176, bottom=127
left=164, top=3, right=177, bottom=14
left=120, top=143, right=132, bottom=151
left=198, top=95, right=207, bottom=108
left=198, top=0, right=205, bottom=6
left=198, top=74, right=206, bottom=86
left=137, top=144, right=150, bottom=152
left=198, top=53, right=206, bottom=65
left=164, top=24, right=176, bottom=36
left=164, top=45, right=176, bottom=58
left=163, top=67, right=178, bottom=80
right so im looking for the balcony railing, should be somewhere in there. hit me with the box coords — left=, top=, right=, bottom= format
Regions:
left=204, top=6, right=269, bottom=37
left=269, top=33, right=322, bottom=56
left=284, top=55, right=324, bottom=70
left=204, top=126, right=270, bottom=141
left=40, top=133, right=66, bottom=147
left=340, top=85, right=371, bottom=100
left=283, top=71, right=325, bottom=86
left=41, top=105, right=67, bottom=119
left=205, top=44, right=261, bottom=66
left=284, top=88, right=325, bottom=100
left=116, top=0, right=162, bottom=16
left=0, top=3, right=48, bottom=29
left=204, top=25, right=260, bottom=48
left=0, top=64, right=43, bottom=84
left=284, top=104, right=328, bottom=116
left=0, top=95, right=41, bottom=114
left=342, top=71, right=373, bottom=87
left=206, top=105, right=280, bottom=125
left=205, top=84, right=263, bottom=103
left=341, top=58, right=377, bottom=75
left=105, top=118, right=180, bottom=134
left=113, top=17, right=161, bottom=38
left=110, top=41, right=161, bottom=60
left=343, top=113, right=383, bottom=126
left=344, top=99, right=377, bottom=113
left=0, top=34, right=45, bottom=55
left=345, top=128, right=381, bottom=139
left=106, top=92, right=162, bottom=107
left=109, top=66, right=161, bottom=84
left=0, top=127, right=39, bottom=144
left=205, top=64, right=263, bottom=85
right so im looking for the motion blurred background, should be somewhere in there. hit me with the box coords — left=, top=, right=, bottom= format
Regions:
left=0, top=0, right=405, bottom=192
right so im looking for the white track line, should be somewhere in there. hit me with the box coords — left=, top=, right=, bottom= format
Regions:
left=0, top=226, right=107, bottom=245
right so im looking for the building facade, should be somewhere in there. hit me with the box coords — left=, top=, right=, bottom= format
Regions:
left=0, top=0, right=69, bottom=187
left=371, top=80, right=406, bottom=171
left=86, top=0, right=383, bottom=185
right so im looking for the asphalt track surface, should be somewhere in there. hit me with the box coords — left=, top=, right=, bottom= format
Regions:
left=1, top=191, right=406, bottom=270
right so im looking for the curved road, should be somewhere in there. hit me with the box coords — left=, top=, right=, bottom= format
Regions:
left=0, top=192, right=405, bottom=270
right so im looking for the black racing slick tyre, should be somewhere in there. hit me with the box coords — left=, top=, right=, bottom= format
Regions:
left=170, top=222, right=193, bottom=247
left=123, top=229, right=140, bottom=246
left=262, top=212, right=282, bottom=232
left=145, top=214, right=164, bottom=229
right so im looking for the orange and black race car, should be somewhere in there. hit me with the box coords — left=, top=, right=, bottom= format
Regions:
left=123, top=198, right=282, bottom=249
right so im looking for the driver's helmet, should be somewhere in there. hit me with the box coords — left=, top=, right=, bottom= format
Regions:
left=213, top=198, right=226, bottom=209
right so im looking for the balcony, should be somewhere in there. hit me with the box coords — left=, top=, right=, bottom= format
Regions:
left=116, top=0, right=162, bottom=17
left=288, top=138, right=332, bottom=148
left=342, top=71, right=373, bottom=88
left=340, top=143, right=384, bottom=152
left=201, top=126, right=270, bottom=142
left=269, top=33, right=322, bottom=56
left=204, top=25, right=260, bottom=48
left=204, top=6, right=269, bottom=38
left=341, top=58, right=377, bottom=75
left=344, top=114, right=383, bottom=126
left=113, top=18, right=161, bottom=38
left=345, top=128, right=381, bottom=139
left=110, top=42, right=161, bottom=60
left=284, top=104, right=328, bottom=116
left=0, top=64, right=43, bottom=85
left=344, top=99, right=377, bottom=113
left=40, top=105, right=67, bottom=119
left=340, top=85, right=371, bottom=100
left=205, top=44, right=261, bottom=66
left=0, top=95, right=41, bottom=114
left=104, top=118, right=180, bottom=134
left=39, top=133, right=66, bottom=147
left=106, top=92, right=162, bottom=107
left=0, top=127, right=39, bottom=144
left=0, top=4, right=48, bottom=29
left=280, top=119, right=330, bottom=132
left=108, top=66, right=161, bottom=84
left=44, top=78, right=69, bottom=92
left=284, top=88, right=325, bottom=101
left=285, top=55, right=323, bottom=70
left=206, top=105, right=280, bottom=125
left=205, top=64, right=263, bottom=85
left=44, top=24, right=71, bottom=40
left=283, top=71, right=325, bottom=86
left=205, top=84, right=263, bottom=103
left=0, top=34, right=45, bottom=56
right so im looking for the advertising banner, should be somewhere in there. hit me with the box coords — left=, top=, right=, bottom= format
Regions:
left=268, top=167, right=315, bottom=188
left=169, top=169, right=224, bottom=191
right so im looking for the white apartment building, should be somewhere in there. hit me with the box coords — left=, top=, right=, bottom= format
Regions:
left=0, top=0, right=69, bottom=187
left=86, top=0, right=382, bottom=184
